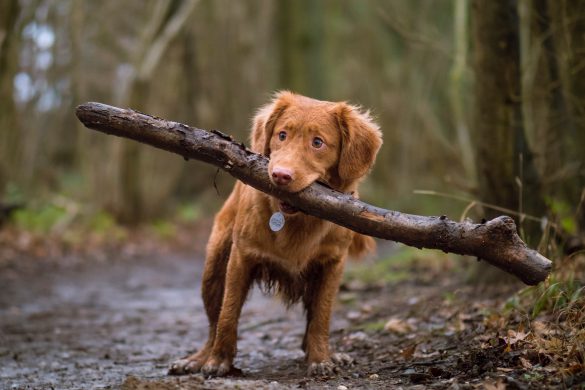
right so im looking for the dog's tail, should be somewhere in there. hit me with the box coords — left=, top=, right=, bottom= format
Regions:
left=348, top=233, right=376, bottom=260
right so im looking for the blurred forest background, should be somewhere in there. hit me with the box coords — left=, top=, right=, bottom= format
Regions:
left=0, top=0, right=584, bottom=253
left=2, top=3, right=585, bottom=387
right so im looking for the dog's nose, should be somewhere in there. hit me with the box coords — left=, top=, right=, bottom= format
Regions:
left=271, top=167, right=293, bottom=186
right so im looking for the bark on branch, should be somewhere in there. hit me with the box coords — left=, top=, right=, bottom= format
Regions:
left=75, top=102, right=552, bottom=285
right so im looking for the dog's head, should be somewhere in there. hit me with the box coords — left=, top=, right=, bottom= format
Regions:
left=251, top=91, right=382, bottom=213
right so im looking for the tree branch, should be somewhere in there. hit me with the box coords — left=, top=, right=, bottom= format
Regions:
left=137, top=0, right=199, bottom=80
left=75, top=102, right=552, bottom=285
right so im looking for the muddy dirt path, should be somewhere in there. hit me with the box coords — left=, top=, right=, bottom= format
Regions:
left=0, top=249, right=544, bottom=390
left=1, top=254, right=326, bottom=389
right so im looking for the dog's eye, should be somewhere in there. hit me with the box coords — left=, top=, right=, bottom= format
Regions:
left=312, top=137, right=324, bottom=149
left=278, top=131, right=287, bottom=141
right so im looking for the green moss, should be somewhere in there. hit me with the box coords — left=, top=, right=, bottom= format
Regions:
left=12, top=204, right=68, bottom=233
left=176, top=203, right=201, bottom=223
left=360, top=320, right=387, bottom=332
left=88, top=211, right=116, bottom=233
left=151, top=220, right=177, bottom=239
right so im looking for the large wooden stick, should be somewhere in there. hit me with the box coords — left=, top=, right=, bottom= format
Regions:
left=75, top=102, right=552, bottom=285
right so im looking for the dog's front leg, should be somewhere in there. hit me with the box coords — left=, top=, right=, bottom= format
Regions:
left=201, top=245, right=252, bottom=377
left=302, top=259, right=352, bottom=376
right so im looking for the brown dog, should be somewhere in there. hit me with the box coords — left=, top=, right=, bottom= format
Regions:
left=169, top=91, right=382, bottom=377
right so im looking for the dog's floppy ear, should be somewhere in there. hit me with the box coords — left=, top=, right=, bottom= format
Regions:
left=250, top=91, right=293, bottom=156
left=335, top=103, right=383, bottom=182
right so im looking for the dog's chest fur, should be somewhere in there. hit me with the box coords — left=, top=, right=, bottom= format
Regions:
left=234, top=190, right=350, bottom=275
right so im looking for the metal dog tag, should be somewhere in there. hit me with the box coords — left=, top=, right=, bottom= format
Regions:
left=269, top=212, right=285, bottom=232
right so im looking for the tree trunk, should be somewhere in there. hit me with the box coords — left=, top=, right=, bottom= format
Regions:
left=560, top=0, right=585, bottom=234
left=471, top=0, right=545, bottom=244
left=531, top=0, right=568, bottom=181
left=449, top=0, right=475, bottom=183
left=115, top=0, right=199, bottom=223
left=0, top=0, right=20, bottom=193
left=75, top=102, right=552, bottom=285
left=278, top=0, right=325, bottom=98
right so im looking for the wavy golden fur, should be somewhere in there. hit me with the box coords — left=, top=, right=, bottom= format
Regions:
left=169, top=91, right=382, bottom=377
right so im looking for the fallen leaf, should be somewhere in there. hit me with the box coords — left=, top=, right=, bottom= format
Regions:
left=502, top=330, right=531, bottom=352
left=483, top=378, right=507, bottom=390
left=505, top=330, right=530, bottom=345
left=519, top=356, right=533, bottom=369
left=384, top=317, right=412, bottom=334
left=531, top=321, right=548, bottom=336
left=400, top=344, right=416, bottom=360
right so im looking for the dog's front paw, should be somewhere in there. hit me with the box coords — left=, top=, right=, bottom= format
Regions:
left=331, top=352, right=354, bottom=366
left=201, top=356, right=233, bottom=377
left=307, top=353, right=354, bottom=377
left=308, top=360, right=337, bottom=376
left=168, top=354, right=206, bottom=375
